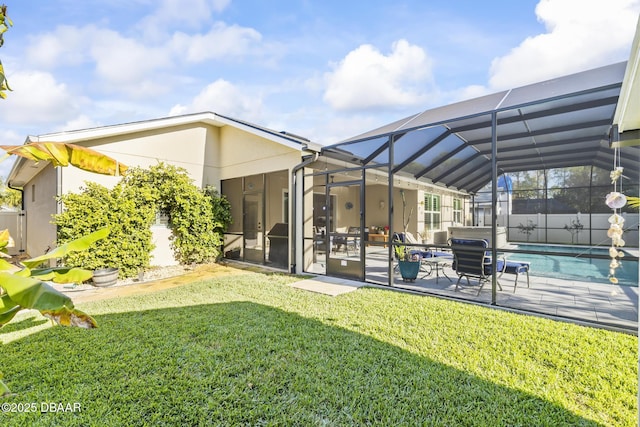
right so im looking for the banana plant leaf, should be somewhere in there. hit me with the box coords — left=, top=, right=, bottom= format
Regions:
left=0, top=273, right=96, bottom=328
left=0, top=379, right=10, bottom=398
left=0, top=61, right=10, bottom=99
left=0, top=228, right=12, bottom=255
left=30, top=267, right=93, bottom=284
left=627, top=196, right=639, bottom=209
left=0, top=257, right=17, bottom=272
left=0, top=142, right=128, bottom=176
left=0, top=293, right=20, bottom=325
left=21, top=227, right=110, bottom=269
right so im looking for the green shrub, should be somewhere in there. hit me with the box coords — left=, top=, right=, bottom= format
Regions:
left=121, top=163, right=231, bottom=265
left=55, top=181, right=156, bottom=277
left=55, top=163, right=231, bottom=275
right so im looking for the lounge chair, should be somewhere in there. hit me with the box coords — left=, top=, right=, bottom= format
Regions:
left=449, top=238, right=504, bottom=295
left=449, top=238, right=532, bottom=293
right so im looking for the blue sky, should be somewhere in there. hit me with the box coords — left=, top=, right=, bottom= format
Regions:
left=1, top=0, right=639, bottom=178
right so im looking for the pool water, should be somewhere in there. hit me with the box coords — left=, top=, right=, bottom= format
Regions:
left=508, top=244, right=639, bottom=287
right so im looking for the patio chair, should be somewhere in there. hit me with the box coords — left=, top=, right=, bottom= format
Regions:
left=397, top=232, right=451, bottom=258
left=392, top=232, right=452, bottom=278
left=449, top=238, right=504, bottom=295
left=345, top=226, right=361, bottom=256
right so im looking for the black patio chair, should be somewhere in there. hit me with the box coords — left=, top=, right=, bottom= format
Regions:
left=449, top=238, right=504, bottom=295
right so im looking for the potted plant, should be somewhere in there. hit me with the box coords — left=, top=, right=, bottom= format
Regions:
left=395, top=244, right=421, bottom=282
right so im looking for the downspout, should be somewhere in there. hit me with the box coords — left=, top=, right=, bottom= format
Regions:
left=289, top=151, right=319, bottom=274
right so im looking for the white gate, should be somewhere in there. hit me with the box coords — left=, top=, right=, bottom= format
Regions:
left=0, top=211, right=25, bottom=256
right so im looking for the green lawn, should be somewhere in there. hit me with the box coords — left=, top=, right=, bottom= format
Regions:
left=0, top=271, right=637, bottom=426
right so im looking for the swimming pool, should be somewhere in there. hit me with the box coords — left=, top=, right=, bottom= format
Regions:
left=506, top=244, right=639, bottom=287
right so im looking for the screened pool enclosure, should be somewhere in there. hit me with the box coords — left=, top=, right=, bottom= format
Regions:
left=298, top=62, right=638, bottom=329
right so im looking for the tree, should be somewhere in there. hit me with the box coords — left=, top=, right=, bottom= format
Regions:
left=0, top=176, right=20, bottom=208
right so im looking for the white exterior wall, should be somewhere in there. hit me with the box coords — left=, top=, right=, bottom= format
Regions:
left=60, top=124, right=221, bottom=194
left=218, top=126, right=300, bottom=180
left=21, top=121, right=304, bottom=267
left=504, top=212, right=640, bottom=246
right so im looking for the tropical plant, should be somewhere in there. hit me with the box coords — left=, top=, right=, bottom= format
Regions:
left=0, top=142, right=128, bottom=176
left=0, top=225, right=110, bottom=396
left=627, top=196, right=640, bottom=209
left=517, top=220, right=537, bottom=242
left=0, top=140, right=126, bottom=396
left=0, top=175, right=20, bottom=208
left=0, top=4, right=12, bottom=99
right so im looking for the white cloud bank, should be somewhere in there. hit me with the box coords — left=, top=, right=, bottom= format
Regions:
left=1, top=71, right=84, bottom=125
left=323, top=39, right=435, bottom=111
left=488, top=0, right=640, bottom=90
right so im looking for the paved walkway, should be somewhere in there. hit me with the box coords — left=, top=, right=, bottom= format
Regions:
left=289, top=275, right=365, bottom=296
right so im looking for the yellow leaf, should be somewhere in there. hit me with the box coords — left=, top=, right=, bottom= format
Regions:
left=0, top=142, right=128, bottom=176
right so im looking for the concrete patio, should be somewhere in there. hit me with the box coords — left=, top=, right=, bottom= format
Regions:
left=307, top=248, right=638, bottom=333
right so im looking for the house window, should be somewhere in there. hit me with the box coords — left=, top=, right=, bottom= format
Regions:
left=424, top=193, right=441, bottom=230
left=31, top=184, right=35, bottom=203
left=154, top=210, right=170, bottom=226
left=453, top=198, right=463, bottom=224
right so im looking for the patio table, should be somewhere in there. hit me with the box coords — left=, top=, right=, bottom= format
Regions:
left=420, top=255, right=453, bottom=283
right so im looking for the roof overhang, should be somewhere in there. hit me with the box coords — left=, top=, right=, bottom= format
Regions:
left=321, top=62, right=638, bottom=194
left=7, top=112, right=318, bottom=189
left=613, top=16, right=640, bottom=148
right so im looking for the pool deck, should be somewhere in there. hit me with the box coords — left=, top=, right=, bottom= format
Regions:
left=385, top=268, right=637, bottom=333
left=308, top=249, right=638, bottom=333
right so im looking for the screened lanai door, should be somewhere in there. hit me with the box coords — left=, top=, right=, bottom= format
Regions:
left=326, top=181, right=363, bottom=280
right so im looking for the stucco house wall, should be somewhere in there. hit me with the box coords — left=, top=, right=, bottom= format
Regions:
left=59, top=124, right=221, bottom=194
left=8, top=113, right=311, bottom=268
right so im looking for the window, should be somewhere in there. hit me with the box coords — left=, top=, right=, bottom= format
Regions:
left=453, top=198, right=463, bottom=224
left=31, top=184, right=35, bottom=203
left=154, top=210, right=170, bottom=226
left=424, top=194, right=441, bottom=230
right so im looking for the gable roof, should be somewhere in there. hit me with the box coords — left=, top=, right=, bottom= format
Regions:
left=7, top=112, right=318, bottom=188
left=321, top=62, right=638, bottom=194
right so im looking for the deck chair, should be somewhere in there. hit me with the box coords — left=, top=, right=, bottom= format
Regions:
left=344, top=226, right=361, bottom=256
left=397, top=232, right=451, bottom=258
left=449, top=238, right=504, bottom=295
left=393, top=232, right=451, bottom=277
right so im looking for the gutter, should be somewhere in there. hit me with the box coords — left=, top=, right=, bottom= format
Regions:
left=289, top=151, right=319, bottom=273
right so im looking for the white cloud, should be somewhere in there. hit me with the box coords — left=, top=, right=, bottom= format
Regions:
left=488, top=0, right=640, bottom=89
left=89, top=29, right=172, bottom=90
left=323, top=39, right=434, bottom=111
left=169, top=79, right=263, bottom=120
left=0, top=128, right=25, bottom=146
left=25, top=25, right=89, bottom=68
left=1, top=71, right=84, bottom=125
left=23, top=17, right=264, bottom=99
left=138, top=0, right=232, bottom=39
left=170, top=23, right=262, bottom=62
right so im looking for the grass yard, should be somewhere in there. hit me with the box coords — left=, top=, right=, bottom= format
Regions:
left=0, top=268, right=637, bottom=426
